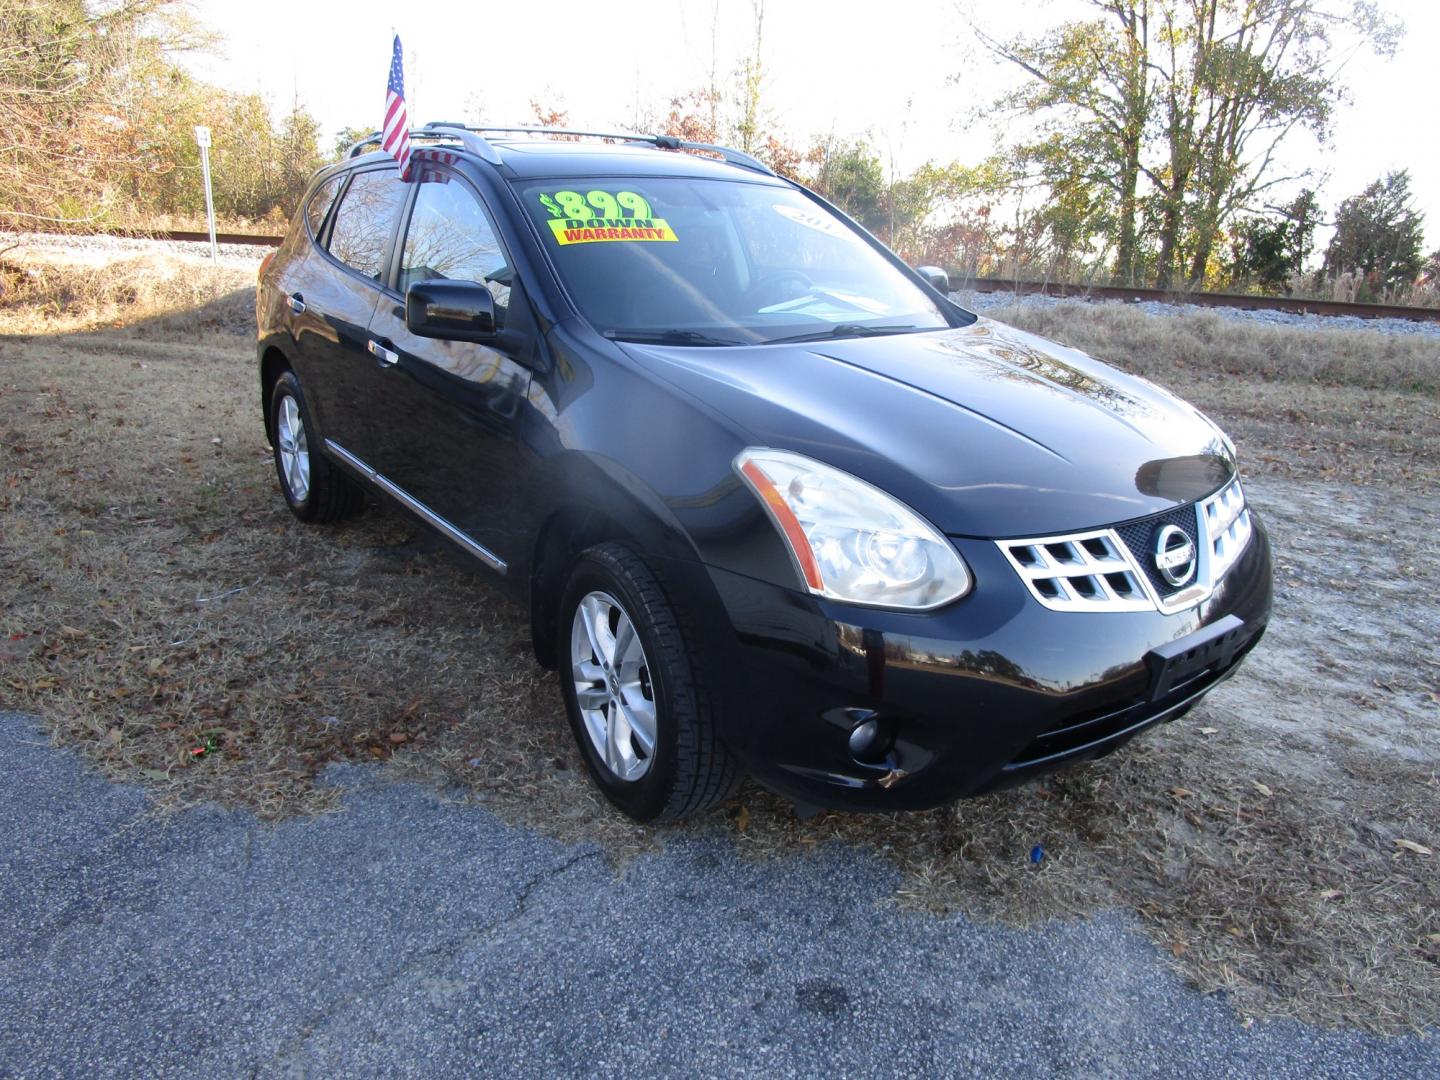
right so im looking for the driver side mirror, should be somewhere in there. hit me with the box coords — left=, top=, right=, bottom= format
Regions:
left=915, top=265, right=950, bottom=294
left=405, top=279, right=496, bottom=342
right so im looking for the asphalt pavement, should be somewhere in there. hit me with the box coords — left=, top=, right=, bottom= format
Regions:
left=2, top=710, right=1434, bottom=1079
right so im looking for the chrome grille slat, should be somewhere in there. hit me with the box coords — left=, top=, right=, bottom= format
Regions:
left=996, top=527, right=1153, bottom=613
left=997, top=478, right=1254, bottom=614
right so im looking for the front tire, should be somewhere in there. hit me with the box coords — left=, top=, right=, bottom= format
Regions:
left=268, top=370, right=364, bottom=524
left=558, top=543, right=740, bottom=822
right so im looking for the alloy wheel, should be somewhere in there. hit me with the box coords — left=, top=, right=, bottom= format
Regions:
left=276, top=394, right=310, bottom=503
left=570, top=590, right=658, bottom=781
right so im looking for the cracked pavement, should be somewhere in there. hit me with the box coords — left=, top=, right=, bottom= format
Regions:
left=2, top=710, right=1435, bottom=1078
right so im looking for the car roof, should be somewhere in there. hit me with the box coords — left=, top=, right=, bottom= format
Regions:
left=486, top=139, right=785, bottom=183
left=344, top=137, right=788, bottom=186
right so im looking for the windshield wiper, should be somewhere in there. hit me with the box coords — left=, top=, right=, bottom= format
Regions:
left=761, top=323, right=924, bottom=345
left=604, top=328, right=746, bottom=347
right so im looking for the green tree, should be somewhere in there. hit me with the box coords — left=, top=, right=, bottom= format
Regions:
left=1169, top=1, right=1398, bottom=288
left=1323, top=170, right=1427, bottom=295
left=1227, top=188, right=1317, bottom=291
left=734, top=0, right=766, bottom=154
left=977, top=1, right=1155, bottom=284
left=808, top=139, right=886, bottom=232
left=975, top=0, right=1401, bottom=289
left=332, top=125, right=376, bottom=161
left=0, top=0, right=208, bottom=226
left=1423, top=250, right=1440, bottom=288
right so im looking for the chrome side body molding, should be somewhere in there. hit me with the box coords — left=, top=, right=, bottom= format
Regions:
left=323, top=438, right=507, bottom=573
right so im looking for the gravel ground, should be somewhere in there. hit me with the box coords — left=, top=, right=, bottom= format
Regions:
left=1, top=230, right=269, bottom=270
left=955, top=288, right=1440, bottom=340
left=2, top=709, right=1436, bottom=1079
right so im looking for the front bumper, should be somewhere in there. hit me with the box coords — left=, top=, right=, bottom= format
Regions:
left=691, top=515, right=1273, bottom=812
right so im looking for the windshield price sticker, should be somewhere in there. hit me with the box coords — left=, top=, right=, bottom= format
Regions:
left=539, top=189, right=679, bottom=245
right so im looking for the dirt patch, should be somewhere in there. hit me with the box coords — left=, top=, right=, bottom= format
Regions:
left=1, top=266, right=1437, bottom=1032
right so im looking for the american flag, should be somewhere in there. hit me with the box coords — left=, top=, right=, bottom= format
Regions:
left=383, top=35, right=412, bottom=179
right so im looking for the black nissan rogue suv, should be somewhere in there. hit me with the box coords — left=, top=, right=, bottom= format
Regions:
left=255, top=123, right=1273, bottom=822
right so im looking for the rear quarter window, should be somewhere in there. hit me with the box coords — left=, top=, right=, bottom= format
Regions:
left=327, top=170, right=408, bottom=280
left=304, top=174, right=344, bottom=237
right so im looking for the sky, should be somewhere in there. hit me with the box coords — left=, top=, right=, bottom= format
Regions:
left=186, top=0, right=1439, bottom=246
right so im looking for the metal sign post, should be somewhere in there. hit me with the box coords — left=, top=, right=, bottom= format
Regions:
left=194, top=126, right=217, bottom=260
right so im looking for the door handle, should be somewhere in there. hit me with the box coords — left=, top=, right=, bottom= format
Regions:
left=368, top=339, right=400, bottom=367
left=287, top=293, right=306, bottom=314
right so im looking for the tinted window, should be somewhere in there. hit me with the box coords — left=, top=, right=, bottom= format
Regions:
left=399, top=175, right=511, bottom=323
left=305, top=174, right=343, bottom=237
left=328, top=170, right=407, bottom=280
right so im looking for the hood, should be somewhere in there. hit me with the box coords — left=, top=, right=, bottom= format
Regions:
left=622, top=317, right=1235, bottom=538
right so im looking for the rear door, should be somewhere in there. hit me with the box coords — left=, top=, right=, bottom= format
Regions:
left=358, top=166, right=537, bottom=573
left=291, top=167, right=409, bottom=451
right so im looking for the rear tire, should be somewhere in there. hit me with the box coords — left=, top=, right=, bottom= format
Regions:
left=269, top=371, right=364, bottom=524
left=558, top=542, right=740, bottom=822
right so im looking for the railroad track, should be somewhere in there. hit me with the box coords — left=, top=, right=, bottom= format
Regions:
left=16, top=227, right=1440, bottom=323
left=961, top=277, right=1440, bottom=324
left=89, top=227, right=284, bottom=248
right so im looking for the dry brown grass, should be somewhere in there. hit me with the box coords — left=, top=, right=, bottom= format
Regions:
left=991, top=302, right=1440, bottom=488
left=990, top=301, right=1440, bottom=393
left=1, top=260, right=1437, bottom=1033
left=0, top=254, right=256, bottom=335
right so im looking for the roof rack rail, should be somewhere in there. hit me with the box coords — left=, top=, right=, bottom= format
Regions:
left=648, top=134, right=774, bottom=176
left=425, top=122, right=647, bottom=142
left=344, top=127, right=500, bottom=164
left=347, top=123, right=775, bottom=177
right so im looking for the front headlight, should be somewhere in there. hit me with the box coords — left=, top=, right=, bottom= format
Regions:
left=734, top=448, right=972, bottom=610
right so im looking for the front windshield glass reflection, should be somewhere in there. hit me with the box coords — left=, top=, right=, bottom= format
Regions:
left=518, top=176, right=953, bottom=345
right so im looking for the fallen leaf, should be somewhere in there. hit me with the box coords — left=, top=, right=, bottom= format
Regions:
left=1394, top=839, right=1432, bottom=856
left=1170, top=787, right=1195, bottom=798
left=388, top=732, right=409, bottom=745
left=1227, top=926, right=1245, bottom=939
left=737, top=805, right=751, bottom=831
left=1252, top=781, right=1273, bottom=797
left=1318, top=888, right=1342, bottom=900
left=1171, top=941, right=1188, bottom=957
left=1199, top=727, right=1218, bottom=735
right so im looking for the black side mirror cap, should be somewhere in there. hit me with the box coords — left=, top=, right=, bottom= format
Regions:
left=405, top=279, right=497, bottom=342
left=915, top=265, right=950, bottom=294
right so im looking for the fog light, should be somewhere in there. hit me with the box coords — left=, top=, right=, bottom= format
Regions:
left=848, top=714, right=895, bottom=766
left=848, top=718, right=881, bottom=758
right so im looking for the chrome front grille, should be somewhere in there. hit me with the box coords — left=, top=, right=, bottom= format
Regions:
left=1201, top=477, right=1252, bottom=581
left=997, top=529, right=1155, bottom=613
left=997, top=478, right=1254, bottom=614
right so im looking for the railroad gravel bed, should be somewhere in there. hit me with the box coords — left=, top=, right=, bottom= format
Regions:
left=2, top=230, right=269, bottom=270
left=956, top=288, right=1440, bottom=340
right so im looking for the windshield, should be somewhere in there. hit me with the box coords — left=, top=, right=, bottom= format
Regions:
left=518, top=176, right=954, bottom=345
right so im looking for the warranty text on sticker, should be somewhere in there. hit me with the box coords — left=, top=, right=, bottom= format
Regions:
left=547, top=218, right=678, bottom=245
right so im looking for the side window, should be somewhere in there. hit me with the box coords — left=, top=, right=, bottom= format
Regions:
left=304, top=174, right=344, bottom=237
left=398, top=175, right=511, bottom=325
left=327, top=170, right=408, bottom=280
